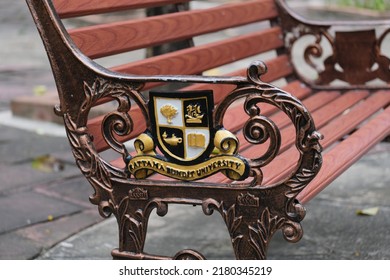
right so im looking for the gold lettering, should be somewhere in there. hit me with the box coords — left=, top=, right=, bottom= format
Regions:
left=127, top=155, right=248, bottom=181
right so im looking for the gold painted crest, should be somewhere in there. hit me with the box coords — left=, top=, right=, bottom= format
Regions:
left=125, top=90, right=250, bottom=181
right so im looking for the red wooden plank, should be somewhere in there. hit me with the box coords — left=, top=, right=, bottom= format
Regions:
left=69, top=0, right=278, bottom=58
left=111, top=28, right=283, bottom=76
left=142, top=54, right=295, bottom=102
left=264, top=91, right=390, bottom=189
left=53, top=0, right=191, bottom=18
left=298, top=105, right=390, bottom=204
left=238, top=90, right=368, bottom=161
left=182, top=55, right=295, bottom=103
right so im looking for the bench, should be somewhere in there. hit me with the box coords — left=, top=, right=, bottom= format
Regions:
left=26, top=0, right=390, bottom=260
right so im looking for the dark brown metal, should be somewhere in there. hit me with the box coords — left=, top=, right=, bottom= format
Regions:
left=276, top=0, right=390, bottom=90
left=26, top=0, right=323, bottom=260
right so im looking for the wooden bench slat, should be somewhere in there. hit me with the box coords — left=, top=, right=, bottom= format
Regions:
left=262, top=90, right=390, bottom=189
left=318, top=90, right=390, bottom=147
left=141, top=53, right=294, bottom=97
left=54, top=0, right=191, bottom=18
left=70, top=0, right=278, bottom=58
left=111, top=27, right=283, bottom=75
left=298, top=105, right=390, bottom=204
left=238, top=90, right=369, bottom=161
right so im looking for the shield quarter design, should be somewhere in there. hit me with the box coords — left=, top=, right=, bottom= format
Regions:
left=149, top=90, right=214, bottom=165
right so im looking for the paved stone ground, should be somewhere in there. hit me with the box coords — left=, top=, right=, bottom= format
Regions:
left=1, top=0, right=390, bottom=260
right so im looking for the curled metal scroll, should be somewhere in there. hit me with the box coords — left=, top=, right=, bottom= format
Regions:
left=243, top=104, right=281, bottom=168
left=215, top=61, right=322, bottom=189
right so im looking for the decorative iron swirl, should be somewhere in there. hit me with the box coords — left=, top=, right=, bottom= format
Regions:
left=243, top=114, right=281, bottom=168
left=215, top=61, right=322, bottom=186
left=378, top=27, right=390, bottom=48
left=215, top=61, right=322, bottom=225
left=303, top=35, right=324, bottom=72
left=215, top=62, right=282, bottom=171
left=288, top=30, right=334, bottom=86
left=102, top=111, right=132, bottom=158
left=282, top=220, right=303, bottom=243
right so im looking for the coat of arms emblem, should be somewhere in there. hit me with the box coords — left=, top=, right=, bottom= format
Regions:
left=126, top=90, right=250, bottom=181
left=151, top=90, right=214, bottom=165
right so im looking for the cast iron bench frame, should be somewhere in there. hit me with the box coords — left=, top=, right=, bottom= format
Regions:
left=26, top=0, right=390, bottom=260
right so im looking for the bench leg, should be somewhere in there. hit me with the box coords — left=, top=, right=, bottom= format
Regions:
left=109, top=185, right=305, bottom=260
left=203, top=198, right=303, bottom=260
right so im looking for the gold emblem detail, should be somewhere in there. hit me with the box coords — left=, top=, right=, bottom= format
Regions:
left=185, top=104, right=204, bottom=124
left=187, top=133, right=206, bottom=148
left=162, top=131, right=183, bottom=146
left=128, top=155, right=247, bottom=181
left=160, top=104, right=178, bottom=124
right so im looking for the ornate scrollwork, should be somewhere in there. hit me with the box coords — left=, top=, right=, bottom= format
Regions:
left=215, top=61, right=322, bottom=190
left=102, top=111, right=132, bottom=158
left=61, top=63, right=321, bottom=259
left=202, top=199, right=244, bottom=256
left=242, top=111, right=281, bottom=168
left=202, top=199, right=303, bottom=259
left=276, top=0, right=390, bottom=89
left=61, top=77, right=148, bottom=219
left=82, top=77, right=138, bottom=158
left=63, top=113, right=116, bottom=218
left=248, top=207, right=303, bottom=259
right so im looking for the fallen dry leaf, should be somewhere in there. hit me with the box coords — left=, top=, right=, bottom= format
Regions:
left=31, top=155, right=65, bottom=173
left=356, top=207, right=379, bottom=216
